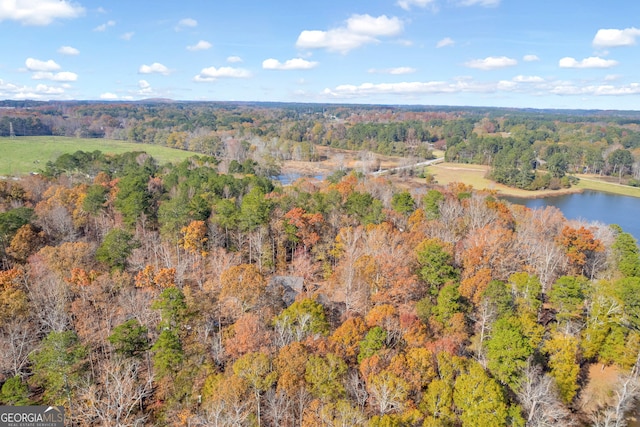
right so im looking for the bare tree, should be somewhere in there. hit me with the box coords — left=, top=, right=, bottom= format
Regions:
left=77, top=356, right=152, bottom=426
left=0, top=316, right=39, bottom=377
left=346, top=370, right=368, bottom=410
left=470, top=296, right=497, bottom=367
left=330, top=226, right=368, bottom=316
left=35, top=203, right=77, bottom=243
left=248, top=226, right=269, bottom=270
left=517, top=362, right=577, bottom=427
left=26, top=268, right=70, bottom=332
left=512, top=206, right=568, bottom=292
left=366, top=371, right=408, bottom=416
left=200, top=396, right=251, bottom=427
left=590, top=373, right=640, bottom=427
left=584, top=221, right=616, bottom=281
left=431, top=197, right=465, bottom=245
left=359, top=151, right=375, bottom=174
left=289, top=386, right=312, bottom=427
left=263, top=388, right=291, bottom=427
left=465, top=194, right=498, bottom=232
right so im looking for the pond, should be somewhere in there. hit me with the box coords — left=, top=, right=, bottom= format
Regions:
left=502, top=190, right=640, bottom=243
left=273, top=173, right=325, bottom=186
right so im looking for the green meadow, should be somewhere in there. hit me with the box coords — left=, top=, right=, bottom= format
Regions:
left=0, top=136, right=196, bottom=176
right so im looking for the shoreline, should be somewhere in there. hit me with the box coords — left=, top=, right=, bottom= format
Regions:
left=423, top=163, right=640, bottom=200
left=278, top=160, right=640, bottom=200
left=494, top=186, right=584, bottom=200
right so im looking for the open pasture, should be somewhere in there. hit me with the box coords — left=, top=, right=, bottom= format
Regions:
left=0, top=136, right=195, bottom=176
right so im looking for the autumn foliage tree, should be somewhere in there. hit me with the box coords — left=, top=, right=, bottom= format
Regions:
left=557, top=225, right=604, bottom=276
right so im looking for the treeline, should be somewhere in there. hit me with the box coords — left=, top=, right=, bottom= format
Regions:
left=2, top=102, right=640, bottom=187
left=443, top=116, right=640, bottom=189
left=1, top=150, right=640, bottom=425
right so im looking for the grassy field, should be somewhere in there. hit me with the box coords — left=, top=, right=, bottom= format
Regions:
left=0, top=136, right=196, bottom=176
left=422, top=163, right=573, bottom=198
left=576, top=174, right=640, bottom=198
left=424, top=163, right=640, bottom=199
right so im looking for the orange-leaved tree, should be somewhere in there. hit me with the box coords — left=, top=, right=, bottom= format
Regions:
left=556, top=225, right=604, bottom=276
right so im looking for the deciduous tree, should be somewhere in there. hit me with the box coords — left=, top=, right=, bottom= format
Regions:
left=219, top=264, right=266, bottom=317
left=305, top=353, right=348, bottom=401
left=557, top=225, right=604, bottom=276
left=233, top=351, right=277, bottom=426
left=366, top=370, right=409, bottom=416
left=544, top=333, right=580, bottom=404
left=274, top=298, right=329, bottom=346
left=453, top=362, right=511, bottom=427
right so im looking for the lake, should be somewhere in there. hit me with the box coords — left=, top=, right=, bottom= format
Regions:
left=502, top=191, right=640, bottom=243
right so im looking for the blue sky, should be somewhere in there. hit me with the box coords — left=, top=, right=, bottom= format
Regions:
left=2, top=0, right=640, bottom=109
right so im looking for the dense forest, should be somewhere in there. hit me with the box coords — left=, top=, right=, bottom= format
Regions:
left=1, top=101, right=640, bottom=189
left=0, top=140, right=640, bottom=426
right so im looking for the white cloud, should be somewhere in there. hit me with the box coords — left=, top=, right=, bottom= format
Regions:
left=138, top=62, right=171, bottom=75
left=25, top=58, right=61, bottom=72
left=593, top=27, right=640, bottom=48
left=193, top=66, right=252, bottom=82
left=58, top=46, right=79, bottom=56
left=559, top=56, right=618, bottom=69
left=604, top=74, right=621, bottom=81
left=497, top=80, right=517, bottom=90
left=0, top=0, right=84, bottom=26
left=227, top=56, right=243, bottom=63
left=456, top=0, right=500, bottom=6
left=550, top=82, right=640, bottom=96
left=322, top=79, right=503, bottom=98
left=138, top=80, right=152, bottom=95
left=321, top=74, right=640, bottom=99
left=512, top=75, right=544, bottom=83
left=297, top=30, right=374, bottom=54
left=396, top=0, right=436, bottom=10
left=121, top=32, right=135, bottom=41
left=296, top=14, right=404, bottom=54
left=0, top=79, right=68, bottom=100
left=523, top=54, right=540, bottom=62
left=346, top=14, right=403, bottom=37
left=262, top=58, right=318, bottom=70
left=32, top=71, right=78, bottom=82
left=30, top=84, right=63, bottom=95
left=465, top=56, right=517, bottom=70
left=94, top=20, right=115, bottom=32
left=34, top=84, right=64, bottom=94
left=592, top=84, right=640, bottom=95
left=436, top=37, right=455, bottom=48
left=100, top=92, right=119, bottom=100
left=368, top=67, right=417, bottom=75
left=187, top=40, right=212, bottom=51
left=176, top=18, right=197, bottom=30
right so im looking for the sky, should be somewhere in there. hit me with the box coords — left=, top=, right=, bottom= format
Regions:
left=2, top=0, right=640, bottom=110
